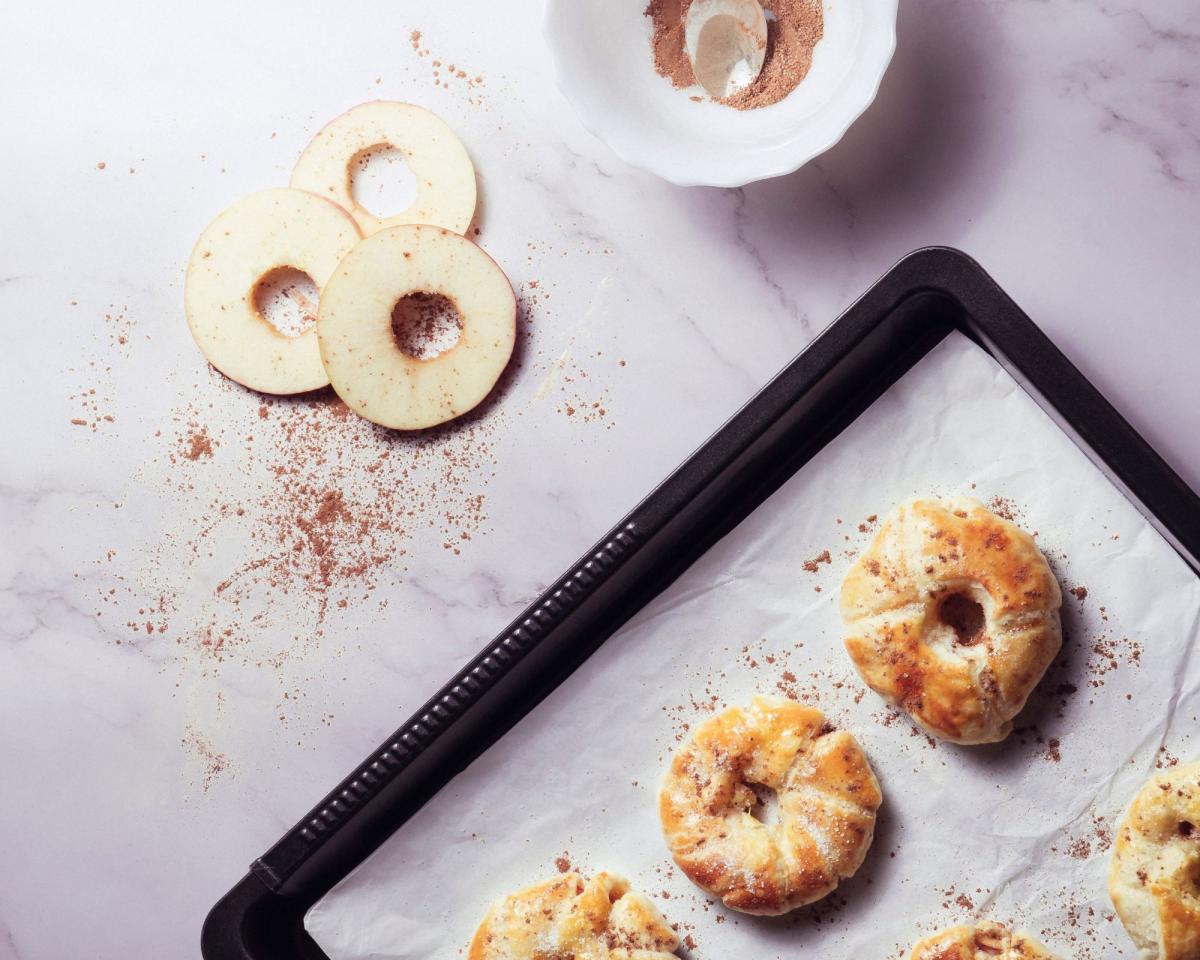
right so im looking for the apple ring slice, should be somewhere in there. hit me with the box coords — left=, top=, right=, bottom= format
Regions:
left=291, top=101, right=477, bottom=236
left=317, top=224, right=515, bottom=430
left=185, top=187, right=361, bottom=395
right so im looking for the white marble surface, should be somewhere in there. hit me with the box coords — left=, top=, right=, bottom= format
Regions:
left=1, top=2, right=1197, bottom=958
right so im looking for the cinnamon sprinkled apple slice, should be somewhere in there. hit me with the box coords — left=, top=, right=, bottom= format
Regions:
left=185, top=188, right=361, bottom=395
left=291, top=101, right=477, bottom=236
left=317, top=225, right=515, bottom=430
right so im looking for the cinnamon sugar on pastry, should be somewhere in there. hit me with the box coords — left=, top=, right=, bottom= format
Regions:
left=645, top=0, right=824, bottom=109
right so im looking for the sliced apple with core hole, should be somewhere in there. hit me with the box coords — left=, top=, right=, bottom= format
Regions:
left=317, top=224, right=515, bottom=430
left=185, top=187, right=361, bottom=394
left=291, top=101, right=477, bottom=236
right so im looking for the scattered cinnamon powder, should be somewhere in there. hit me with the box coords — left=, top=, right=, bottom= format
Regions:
left=1156, top=745, right=1180, bottom=769
left=66, top=304, right=134, bottom=433
left=544, top=341, right=616, bottom=428
left=1086, top=635, right=1143, bottom=687
left=645, top=0, right=824, bottom=110
left=100, top=382, right=505, bottom=718
left=182, top=428, right=214, bottom=461
left=406, top=26, right=486, bottom=101
left=802, top=549, right=831, bottom=572
left=183, top=726, right=230, bottom=792
left=988, top=495, right=1018, bottom=521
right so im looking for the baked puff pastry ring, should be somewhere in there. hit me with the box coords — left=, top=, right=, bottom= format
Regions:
left=908, top=921, right=1059, bottom=959
left=840, top=497, right=1063, bottom=745
left=468, top=872, right=679, bottom=960
left=659, top=696, right=882, bottom=915
left=1109, top=762, right=1200, bottom=960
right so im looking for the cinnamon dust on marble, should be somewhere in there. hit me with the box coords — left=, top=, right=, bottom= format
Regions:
left=182, top=428, right=215, bottom=461
left=121, top=384, right=500, bottom=678
left=645, top=0, right=824, bottom=109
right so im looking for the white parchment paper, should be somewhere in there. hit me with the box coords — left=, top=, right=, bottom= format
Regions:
left=306, top=333, right=1200, bottom=959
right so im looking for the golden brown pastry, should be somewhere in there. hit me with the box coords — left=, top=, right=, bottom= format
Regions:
left=467, top=872, right=679, bottom=960
left=1109, top=762, right=1200, bottom=960
left=840, top=497, right=1062, bottom=745
left=658, top=695, right=881, bottom=915
left=908, top=921, right=1059, bottom=959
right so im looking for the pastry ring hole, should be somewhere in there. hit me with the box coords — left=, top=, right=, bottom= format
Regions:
left=350, top=143, right=418, bottom=218
left=1185, top=824, right=1200, bottom=892
left=1180, top=825, right=1200, bottom=892
left=253, top=266, right=319, bottom=337
left=391, top=292, right=464, bottom=360
left=938, top=592, right=986, bottom=646
left=746, top=782, right=780, bottom=827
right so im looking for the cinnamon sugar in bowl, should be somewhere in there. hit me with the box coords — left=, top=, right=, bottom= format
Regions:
left=544, top=0, right=897, bottom=187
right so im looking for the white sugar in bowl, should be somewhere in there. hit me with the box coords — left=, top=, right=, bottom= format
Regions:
left=543, top=0, right=898, bottom=187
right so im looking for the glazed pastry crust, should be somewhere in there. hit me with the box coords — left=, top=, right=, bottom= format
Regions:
left=909, top=921, right=1059, bottom=959
left=467, top=872, right=679, bottom=960
left=658, top=696, right=882, bottom=915
left=1109, top=762, right=1200, bottom=960
left=840, top=497, right=1062, bottom=745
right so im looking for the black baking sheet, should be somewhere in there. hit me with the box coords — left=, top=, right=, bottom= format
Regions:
left=202, top=247, right=1200, bottom=959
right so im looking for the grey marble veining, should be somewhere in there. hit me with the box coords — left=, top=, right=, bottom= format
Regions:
left=1, top=1, right=1198, bottom=957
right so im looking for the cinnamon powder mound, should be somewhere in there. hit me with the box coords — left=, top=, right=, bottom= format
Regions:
left=647, top=0, right=691, bottom=88
left=645, top=0, right=824, bottom=110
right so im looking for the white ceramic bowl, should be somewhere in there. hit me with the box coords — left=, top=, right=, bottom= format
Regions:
left=544, top=0, right=898, bottom=187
